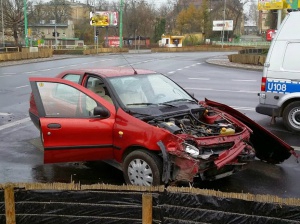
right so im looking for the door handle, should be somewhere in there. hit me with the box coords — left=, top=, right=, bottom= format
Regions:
left=47, top=123, right=61, bottom=129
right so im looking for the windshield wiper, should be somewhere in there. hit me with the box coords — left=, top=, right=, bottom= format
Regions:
left=127, top=102, right=177, bottom=107
left=126, top=103, right=157, bottom=106
left=163, top=99, right=198, bottom=104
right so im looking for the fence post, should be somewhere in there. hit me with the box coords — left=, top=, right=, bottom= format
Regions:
left=4, top=186, right=16, bottom=224
left=142, top=193, right=152, bottom=224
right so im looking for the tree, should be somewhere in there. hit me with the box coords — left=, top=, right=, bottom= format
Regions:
left=153, top=18, right=166, bottom=43
left=0, top=0, right=34, bottom=45
left=44, top=0, right=72, bottom=23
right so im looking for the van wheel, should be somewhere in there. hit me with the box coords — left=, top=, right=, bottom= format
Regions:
left=283, top=101, right=300, bottom=132
left=123, top=150, right=162, bottom=186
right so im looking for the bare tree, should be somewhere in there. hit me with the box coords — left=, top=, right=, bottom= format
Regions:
left=0, top=0, right=34, bottom=45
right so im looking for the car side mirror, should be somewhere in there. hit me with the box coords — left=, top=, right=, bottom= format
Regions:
left=93, top=106, right=109, bottom=117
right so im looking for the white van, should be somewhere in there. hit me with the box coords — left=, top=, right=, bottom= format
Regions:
left=256, top=11, right=300, bottom=132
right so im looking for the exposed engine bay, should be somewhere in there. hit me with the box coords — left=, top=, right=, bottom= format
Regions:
left=148, top=107, right=239, bottom=137
left=146, top=106, right=256, bottom=183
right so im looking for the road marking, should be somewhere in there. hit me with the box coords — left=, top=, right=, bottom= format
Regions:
left=168, top=71, right=175, bottom=74
left=232, top=79, right=257, bottom=82
left=0, top=117, right=31, bottom=131
left=16, top=85, right=29, bottom=89
left=0, top=112, right=11, bottom=116
left=177, top=69, right=182, bottom=71
left=294, top=147, right=300, bottom=151
left=230, top=106, right=255, bottom=111
left=0, top=75, right=12, bottom=77
left=188, top=78, right=210, bottom=80
left=3, top=72, right=16, bottom=74
left=185, top=87, right=257, bottom=94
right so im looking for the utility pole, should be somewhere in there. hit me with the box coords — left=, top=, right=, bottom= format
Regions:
left=23, top=0, right=29, bottom=47
left=221, top=0, right=226, bottom=48
left=119, top=0, right=123, bottom=48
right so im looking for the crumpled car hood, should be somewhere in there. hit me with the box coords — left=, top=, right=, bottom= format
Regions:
left=203, top=98, right=296, bottom=164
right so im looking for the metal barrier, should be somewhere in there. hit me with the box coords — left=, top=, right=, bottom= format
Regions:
left=0, top=47, right=19, bottom=53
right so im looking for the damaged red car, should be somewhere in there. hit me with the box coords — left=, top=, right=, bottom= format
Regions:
left=29, top=68, right=294, bottom=186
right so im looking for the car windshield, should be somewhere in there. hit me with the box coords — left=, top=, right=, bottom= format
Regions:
left=108, top=73, right=195, bottom=108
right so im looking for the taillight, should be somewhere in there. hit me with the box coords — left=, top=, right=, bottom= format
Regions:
left=261, top=77, right=266, bottom=91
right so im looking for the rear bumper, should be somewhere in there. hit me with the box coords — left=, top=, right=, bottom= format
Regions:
left=255, top=103, right=280, bottom=117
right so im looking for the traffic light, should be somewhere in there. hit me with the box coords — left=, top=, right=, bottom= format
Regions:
left=52, top=32, right=55, bottom=37
left=96, top=30, right=99, bottom=36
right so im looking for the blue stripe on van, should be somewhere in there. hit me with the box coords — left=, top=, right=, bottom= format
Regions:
left=266, top=79, right=300, bottom=94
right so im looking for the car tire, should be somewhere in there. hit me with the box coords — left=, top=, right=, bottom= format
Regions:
left=123, top=150, right=162, bottom=186
left=283, top=101, right=300, bottom=132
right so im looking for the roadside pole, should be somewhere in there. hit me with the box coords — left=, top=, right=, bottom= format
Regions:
left=119, top=0, right=123, bottom=48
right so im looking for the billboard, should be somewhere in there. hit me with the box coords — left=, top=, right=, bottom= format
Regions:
left=90, top=11, right=118, bottom=27
left=258, top=0, right=300, bottom=10
left=213, top=20, right=233, bottom=31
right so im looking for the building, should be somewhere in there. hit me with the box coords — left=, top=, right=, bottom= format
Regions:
left=28, top=20, right=80, bottom=47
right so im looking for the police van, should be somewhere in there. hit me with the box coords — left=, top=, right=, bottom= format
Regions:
left=256, top=11, right=300, bottom=132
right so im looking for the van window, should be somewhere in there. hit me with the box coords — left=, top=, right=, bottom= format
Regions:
left=283, top=43, right=300, bottom=71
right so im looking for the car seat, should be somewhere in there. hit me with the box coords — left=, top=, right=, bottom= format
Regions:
left=90, top=80, right=113, bottom=104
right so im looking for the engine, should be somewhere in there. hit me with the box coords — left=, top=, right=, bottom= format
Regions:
left=147, top=107, right=238, bottom=137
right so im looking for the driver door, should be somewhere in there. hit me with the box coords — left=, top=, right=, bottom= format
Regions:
left=29, top=77, right=115, bottom=164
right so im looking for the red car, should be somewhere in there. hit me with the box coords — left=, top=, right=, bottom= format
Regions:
left=29, top=68, right=295, bottom=186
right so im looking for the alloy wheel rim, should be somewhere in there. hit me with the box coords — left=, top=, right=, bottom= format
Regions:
left=289, top=107, right=300, bottom=129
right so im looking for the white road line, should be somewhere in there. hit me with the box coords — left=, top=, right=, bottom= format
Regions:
left=232, top=79, right=257, bottom=82
left=184, top=66, right=190, bottom=68
left=177, top=69, right=182, bottom=71
left=0, top=117, right=31, bottom=131
left=16, top=85, right=29, bottom=89
left=185, top=87, right=257, bottom=94
left=168, top=71, right=175, bottom=74
left=188, top=78, right=210, bottom=80
left=231, top=106, right=255, bottom=111
left=3, top=73, right=16, bottom=75
left=0, top=112, right=11, bottom=116
left=0, top=75, right=12, bottom=77
left=294, top=147, right=300, bottom=151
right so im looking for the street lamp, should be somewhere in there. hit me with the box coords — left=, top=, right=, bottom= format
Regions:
left=23, top=0, right=29, bottom=47
left=119, top=0, right=123, bottom=48
left=1, top=0, right=5, bottom=47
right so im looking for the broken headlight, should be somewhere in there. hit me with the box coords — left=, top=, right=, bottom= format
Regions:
left=183, top=143, right=199, bottom=158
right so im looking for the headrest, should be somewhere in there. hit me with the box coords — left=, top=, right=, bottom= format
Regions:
left=93, top=85, right=105, bottom=97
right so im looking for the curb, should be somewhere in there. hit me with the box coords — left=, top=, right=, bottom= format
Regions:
left=206, top=57, right=263, bottom=71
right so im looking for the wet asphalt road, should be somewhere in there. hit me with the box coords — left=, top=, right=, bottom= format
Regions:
left=0, top=52, right=299, bottom=198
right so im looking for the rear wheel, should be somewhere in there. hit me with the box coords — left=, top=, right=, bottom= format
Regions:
left=283, top=101, right=300, bottom=132
left=123, top=150, right=162, bottom=186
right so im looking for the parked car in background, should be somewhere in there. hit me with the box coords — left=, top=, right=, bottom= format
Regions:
left=29, top=68, right=294, bottom=186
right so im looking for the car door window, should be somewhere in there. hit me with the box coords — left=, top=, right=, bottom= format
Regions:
left=86, top=77, right=113, bottom=104
left=36, top=81, right=97, bottom=118
left=62, top=74, right=81, bottom=83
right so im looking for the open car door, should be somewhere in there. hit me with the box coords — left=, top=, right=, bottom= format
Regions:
left=204, top=98, right=297, bottom=164
left=29, top=77, right=116, bottom=164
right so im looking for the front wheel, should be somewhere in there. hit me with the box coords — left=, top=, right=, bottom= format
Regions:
left=283, top=101, right=300, bottom=132
left=123, top=150, right=162, bottom=186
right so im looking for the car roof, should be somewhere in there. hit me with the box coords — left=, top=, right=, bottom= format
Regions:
left=56, top=67, right=157, bottom=78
